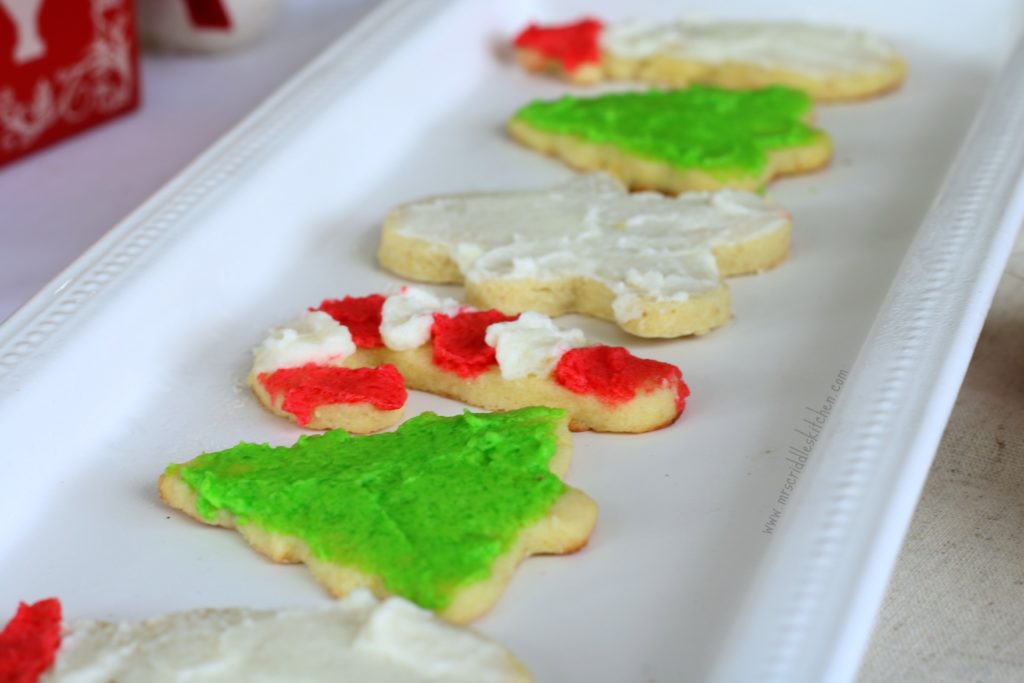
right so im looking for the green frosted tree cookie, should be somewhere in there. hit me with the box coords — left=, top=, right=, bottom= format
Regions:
left=508, top=85, right=831, bottom=193
left=159, top=407, right=598, bottom=622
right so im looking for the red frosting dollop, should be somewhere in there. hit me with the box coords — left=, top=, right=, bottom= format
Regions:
left=316, top=295, right=385, bottom=349
left=259, top=364, right=407, bottom=425
left=431, top=310, right=518, bottom=378
left=554, top=346, right=690, bottom=410
left=514, top=18, right=604, bottom=72
left=0, top=598, right=62, bottom=683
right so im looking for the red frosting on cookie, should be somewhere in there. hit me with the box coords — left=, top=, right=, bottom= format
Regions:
left=514, top=18, right=604, bottom=72
left=431, top=310, right=518, bottom=378
left=316, top=295, right=385, bottom=349
left=259, top=364, right=406, bottom=425
left=554, top=346, right=690, bottom=410
left=0, top=598, right=62, bottom=683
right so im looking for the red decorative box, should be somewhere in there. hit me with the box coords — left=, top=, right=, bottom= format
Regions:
left=0, top=0, right=140, bottom=166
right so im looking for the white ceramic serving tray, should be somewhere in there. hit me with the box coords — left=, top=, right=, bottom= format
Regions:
left=2, top=1, right=1023, bottom=681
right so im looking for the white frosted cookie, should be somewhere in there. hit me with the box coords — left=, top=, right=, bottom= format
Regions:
left=513, top=17, right=906, bottom=101
left=6, top=592, right=530, bottom=682
left=248, top=286, right=689, bottom=434
left=379, top=173, right=791, bottom=337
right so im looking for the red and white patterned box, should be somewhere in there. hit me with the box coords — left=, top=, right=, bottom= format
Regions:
left=0, top=0, right=140, bottom=166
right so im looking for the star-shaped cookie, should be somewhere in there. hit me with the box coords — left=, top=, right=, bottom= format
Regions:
left=379, top=173, right=791, bottom=337
left=159, top=407, right=597, bottom=623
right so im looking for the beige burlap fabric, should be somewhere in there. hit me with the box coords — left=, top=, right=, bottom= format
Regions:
left=858, top=228, right=1024, bottom=682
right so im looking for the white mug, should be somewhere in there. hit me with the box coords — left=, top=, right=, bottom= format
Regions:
left=135, top=0, right=281, bottom=53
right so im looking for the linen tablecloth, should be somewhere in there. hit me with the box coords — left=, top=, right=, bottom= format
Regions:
left=859, top=229, right=1024, bottom=682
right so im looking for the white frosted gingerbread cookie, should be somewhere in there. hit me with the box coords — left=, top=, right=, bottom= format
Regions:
left=379, top=173, right=791, bottom=337
left=248, top=285, right=689, bottom=434
left=3, top=593, right=531, bottom=682
left=513, top=17, right=906, bottom=101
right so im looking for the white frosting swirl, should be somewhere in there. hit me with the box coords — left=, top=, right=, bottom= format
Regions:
left=251, top=310, right=354, bottom=375
left=485, top=312, right=587, bottom=380
left=380, top=288, right=462, bottom=351
left=602, top=20, right=900, bottom=77
left=42, top=590, right=529, bottom=683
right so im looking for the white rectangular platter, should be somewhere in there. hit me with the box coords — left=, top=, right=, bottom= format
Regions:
left=2, top=1, right=1024, bottom=681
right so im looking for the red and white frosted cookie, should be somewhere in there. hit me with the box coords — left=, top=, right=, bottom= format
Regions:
left=513, top=17, right=906, bottom=101
left=249, top=287, right=689, bottom=434
left=2, top=593, right=530, bottom=683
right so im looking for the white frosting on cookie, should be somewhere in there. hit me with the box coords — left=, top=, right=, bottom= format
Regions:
left=389, top=173, right=788, bottom=323
left=251, top=310, right=355, bottom=375
left=43, top=590, right=527, bottom=683
left=485, top=312, right=587, bottom=380
left=602, top=20, right=899, bottom=77
left=381, top=288, right=462, bottom=351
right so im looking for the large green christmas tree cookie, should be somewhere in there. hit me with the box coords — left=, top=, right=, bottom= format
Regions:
left=508, top=85, right=831, bottom=193
left=159, top=407, right=598, bottom=623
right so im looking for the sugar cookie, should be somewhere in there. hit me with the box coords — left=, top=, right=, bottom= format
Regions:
left=3, top=594, right=531, bottom=682
left=249, top=286, right=688, bottom=433
left=380, top=173, right=790, bottom=337
left=508, top=86, right=831, bottom=193
left=513, top=17, right=906, bottom=101
left=159, top=407, right=598, bottom=624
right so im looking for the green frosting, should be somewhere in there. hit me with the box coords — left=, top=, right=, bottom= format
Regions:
left=166, top=407, right=568, bottom=610
left=513, top=85, right=825, bottom=179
